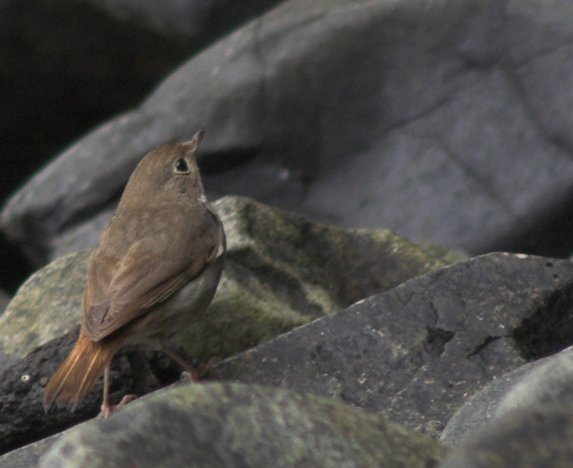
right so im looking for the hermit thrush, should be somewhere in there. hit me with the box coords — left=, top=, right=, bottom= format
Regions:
left=43, top=129, right=226, bottom=416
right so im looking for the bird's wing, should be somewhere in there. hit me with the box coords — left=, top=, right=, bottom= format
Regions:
left=84, top=204, right=223, bottom=342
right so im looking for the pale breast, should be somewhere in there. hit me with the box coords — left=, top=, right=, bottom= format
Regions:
left=123, top=256, right=224, bottom=345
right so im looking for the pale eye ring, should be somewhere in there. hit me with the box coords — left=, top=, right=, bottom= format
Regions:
left=174, top=158, right=190, bottom=174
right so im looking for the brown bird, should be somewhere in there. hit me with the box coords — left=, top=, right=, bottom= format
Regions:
left=43, top=129, right=226, bottom=417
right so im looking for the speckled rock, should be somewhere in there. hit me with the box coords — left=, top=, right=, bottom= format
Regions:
left=0, top=196, right=448, bottom=375
left=211, top=253, right=573, bottom=437
left=0, top=251, right=91, bottom=371
left=38, top=382, right=447, bottom=468
left=0, top=434, right=59, bottom=468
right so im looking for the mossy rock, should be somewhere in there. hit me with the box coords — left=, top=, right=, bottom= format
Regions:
left=0, top=196, right=453, bottom=371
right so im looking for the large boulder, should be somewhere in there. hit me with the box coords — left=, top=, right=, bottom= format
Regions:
left=5, top=0, right=573, bottom=267
left=211, top=253, right=573, bottom=437
left=0, top=196, right=447, bottom=374
left=0, top=196, right=449, bottom=454
left=37, top=383, right=447, bottom=468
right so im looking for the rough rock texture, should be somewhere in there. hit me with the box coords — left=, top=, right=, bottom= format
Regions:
left=3, top=251, right=573, bottom=460
left=210, top=253, right=573, bottom=437
left=0, top=196, right=449, bottom=454
left=0, top=196, right=447, bottom=375
left=0, top=251, right=91, bottom=371
left=440, top=402, right=573, bottom=468
left=0, top=434, right=58, bottom=468
left=4, top=0, right=573, bottom=465
left=6, top=0, right=573, bottom=267
left=0, top=328, right=161, bottom=456
left=441, top=345, right=573, bottom=447
left=38, top=383, right=446, bottom=468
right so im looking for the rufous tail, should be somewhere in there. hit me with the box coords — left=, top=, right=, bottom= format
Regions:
left=43, top=327, right=123, bottom=413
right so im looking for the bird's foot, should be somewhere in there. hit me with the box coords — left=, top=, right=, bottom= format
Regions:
left=181, top=357, right=220, bottom=382
left=99, top=394, right=137, bottom=418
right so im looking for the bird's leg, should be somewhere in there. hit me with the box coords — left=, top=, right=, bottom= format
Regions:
left=100, top=365, right=112, bottom=417
left=99, top=365, right=137, bottom=418
left=157, top=340, right=217, bottom=382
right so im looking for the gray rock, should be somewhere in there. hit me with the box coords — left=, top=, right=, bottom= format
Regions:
left=6, top=0, right=573, bottom=265
left=0, top=251, right=91, bottom=372
left=0, top=197, right=450, bottom=454
left=211, top=253, right=573, bottom=438
left=0, top=0, right=193, bottom=217
left=0, top=434, right=59, bottom=468
left=82, top=0, right=282, bottom=38
left=0, top=197, right=447, bottom=375
left=441, top=345, right=573, bottom=447
left=37, top=383, right=447, bottom=468
left=0, top=0, right=282, bottom=215
left=0, top=327, right=162, bottom=456
left=440, top=402, right=573, bottom=468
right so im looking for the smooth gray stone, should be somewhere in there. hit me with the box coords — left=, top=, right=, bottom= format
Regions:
left=6, top=0, right=573, bottom=265
left=441, top=346, right=573, bottom=447
left=440, top=401, right=573, bottom=468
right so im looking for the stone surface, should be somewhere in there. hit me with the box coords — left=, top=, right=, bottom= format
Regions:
left=37, top=383, right=446, bottom=468
left=4, top=0, right=573, bottom=464
left=84, top=0, right=282, bottom=38
left=211, top=253, right=573, bottom=437
left=0, top=251, right=91, bottom=372
left=0, top=196, right=447, bottom=375
left=0, top=0, right=281, bottom=207
left=0, top=0, right=192, bottom=209
left=6, top=0, right=573, bottom=267
left=440, top=402, right=573, bottom=468
left=0, top=328, right=161, bottom=456
left=4, top=252, right=573, bottom=458
left=0, top=434, right=58, bottom=468
left=441, top=345, right=573, bottom=447
left=0, top=196, right=449, bottom=454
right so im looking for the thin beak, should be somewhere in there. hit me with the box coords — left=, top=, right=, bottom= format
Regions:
left=181, top=128, right=206, bottom=150
left=192, top=128, right=206, bottom=145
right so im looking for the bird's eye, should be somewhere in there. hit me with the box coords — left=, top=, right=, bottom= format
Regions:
left=174, top=158, right=190, bottom=174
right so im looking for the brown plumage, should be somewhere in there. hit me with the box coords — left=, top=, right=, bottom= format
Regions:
left=43, top=129, right=226, bottom=415
left=42, top=328, right=124, bottom=409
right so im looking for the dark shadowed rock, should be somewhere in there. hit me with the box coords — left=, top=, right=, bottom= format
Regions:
left=211, top=253, right=573, bottom=437
left=0, top=0, right=192, bottom=213
left=0, top=328, right=160, bottom=457
left=441, top=345, right=573, bottom=447
left=0, top=290, right=10, bottom=316
left=37, top=383, right=447, bottom=468
left=6, top=0, right=573, bottom=266
left=83, top=0, right=284, bottom=38
left=0, top=0, right=282, bottom=211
